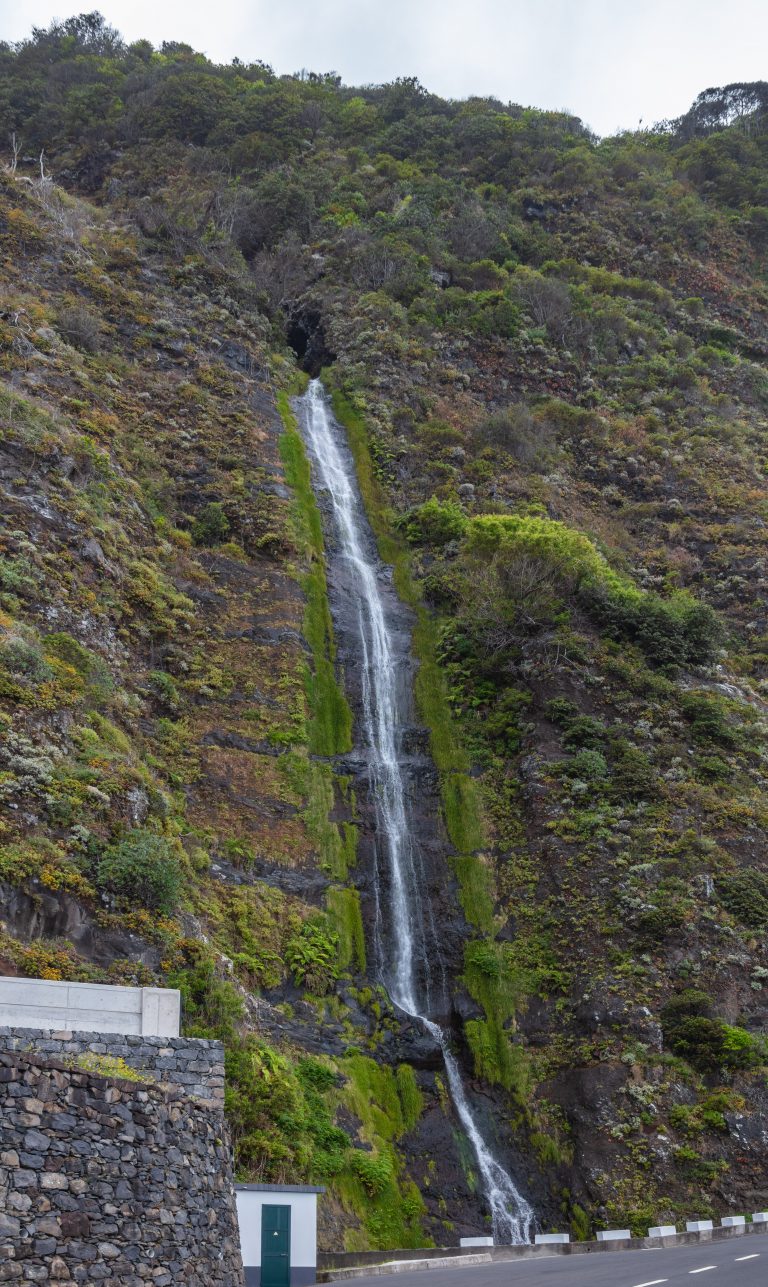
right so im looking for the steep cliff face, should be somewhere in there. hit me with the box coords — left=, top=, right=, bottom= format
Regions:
left=3, top=19, right=768, bottom=1242
left=0, top=174, right=488, bottom=1250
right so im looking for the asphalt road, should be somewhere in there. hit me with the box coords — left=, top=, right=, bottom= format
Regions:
left=342, top=1240, right=765, bottom=1287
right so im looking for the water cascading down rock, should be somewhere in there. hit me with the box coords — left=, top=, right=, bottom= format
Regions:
left=296, top=378, right=534, bottom=1244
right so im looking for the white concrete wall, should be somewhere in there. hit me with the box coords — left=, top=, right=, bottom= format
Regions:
left=236, top=1191, right=317, bottom=1269
left=0, top=977, right=180, bottom=1037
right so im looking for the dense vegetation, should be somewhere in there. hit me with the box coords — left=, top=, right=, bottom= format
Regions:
left=2, top=10, right=768, bottom=1244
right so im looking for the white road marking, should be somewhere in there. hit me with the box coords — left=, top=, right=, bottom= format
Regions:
left=734, top=1255, right=760, bottom=1262
left=689, top=1269, right=716, bottom=1275
left=632, top=1279, right=668, bottom=1286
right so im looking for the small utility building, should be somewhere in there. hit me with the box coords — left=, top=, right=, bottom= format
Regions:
left=236, top=1184, right=324, bottom=1287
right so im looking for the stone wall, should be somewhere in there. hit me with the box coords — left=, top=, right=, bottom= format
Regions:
left=0, top=1046, right=244, bottom=1285
left=0, top=1027, right=224, bottom=1103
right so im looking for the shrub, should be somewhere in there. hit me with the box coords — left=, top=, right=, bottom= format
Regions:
left=716, top=869, right=768, bottom=929
left=661, top=992, right=764, bottom=1072
left=482, top=688, right=531, bottom=753
left=665, top=1017, right=732, bottom=1071
left=562, top=749, right=609, bottom=781
left=149, top=669, right=180, bottom=711
left=681, top=692, right=737, bottom=746
left=191, top=501, right=231, bottom=546
left=97, top=829, right=182, bottom=913
left=0, top=635, right=52, bottom=681
left=585, top=582, right=723, bottom=669
left=545, top=697, right=578, bottom=725
left=609, top=741, right=658, bottom=801
left=636, top=903, right=687, bottom=942
left=56, top=304, right=102, bottom=353
left=661, top=988, right=713, bottom=1027
left=474, top=404, right=555, bottom=465
left=402, top=496, right=467, bottom=546
left=561, top=715, right=606, bottom=750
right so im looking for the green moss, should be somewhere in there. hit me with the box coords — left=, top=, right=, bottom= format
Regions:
left=74, top=1051, right=151, bottom=1082
left=462, top=940, right=531, bottom=1094
left=442, top=773, right=484, bottom=854
left=450, top=857, right=495, bottom=933
left=464, top=1018, right=530, bottom=1096
left=327, top=886, right=367, bottom=972
left=395, top=1063, right=423, bottom=1133
left=277, top=390, right=352, bottom=755
left=303, top=560, right=353, bottom=755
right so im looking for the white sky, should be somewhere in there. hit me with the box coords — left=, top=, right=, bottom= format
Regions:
left=1, top=0, right=767, bottom=136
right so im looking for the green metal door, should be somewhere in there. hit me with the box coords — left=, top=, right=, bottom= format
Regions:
left=261, top=1204, right=291, bottom=1287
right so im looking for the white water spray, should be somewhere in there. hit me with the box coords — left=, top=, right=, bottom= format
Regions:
left=296, top=379, right=534, bottom=1244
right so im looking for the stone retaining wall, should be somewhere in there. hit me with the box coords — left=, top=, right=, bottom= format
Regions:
left=0, top=1026, right=224, bottom=1103
left=0, top=1046, right=244, bottom=1285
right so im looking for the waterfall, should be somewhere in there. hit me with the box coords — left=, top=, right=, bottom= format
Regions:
left=296, top=379, right=534, bottom=1245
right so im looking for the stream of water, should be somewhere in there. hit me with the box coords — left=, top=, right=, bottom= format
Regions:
left=296, top=379, right=534, bottom=1244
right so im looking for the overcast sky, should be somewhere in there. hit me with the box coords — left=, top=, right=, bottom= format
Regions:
left=2, top=0, right=767, bottom=136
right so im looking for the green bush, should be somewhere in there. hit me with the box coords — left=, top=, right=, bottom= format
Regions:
left=609, top=741, right=658, bottom=801
left=474, top=404, right=553, bottom=464
left=681, top=692, right=737, bottom=746
left=584, top=582, right=723, bottom=669
left=561, top=749, right=609, bottom=782
left=661, top=988, right=713, bottom=1026
left=716, top=869, right=768, bottom=929
left=191, top=501, right=231, bottom=546
left=636, top=903, right=687, bottom=942
left=0, top=635, right=52, bottom=682
left=561, top=715, right=606, bottom=750
left=464, top=514, right=722, bottom=669
left=402, top=496, right=467, bottom=546
left=97, top=829, right=182, bottom=913
left=663, top=1012, right=762, bottom=1073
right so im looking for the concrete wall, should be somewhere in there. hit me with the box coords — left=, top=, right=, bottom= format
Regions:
left=0, top=1045, right=244, bottom=1286
left=236, top=1186, right=322, bottom=1287
left=0, top=975, right=180, bottom=1036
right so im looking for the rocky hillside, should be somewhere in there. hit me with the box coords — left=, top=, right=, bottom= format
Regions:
left=2, top=14, right=768, bottom=1244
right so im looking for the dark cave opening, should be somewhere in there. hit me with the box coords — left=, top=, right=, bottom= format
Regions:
left=286, top=318, right=309, bottom=362
left=285, top=309, right=335, bottom=377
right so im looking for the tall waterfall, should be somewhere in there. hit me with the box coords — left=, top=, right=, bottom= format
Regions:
left=296, top=378, right=534, bottom=1244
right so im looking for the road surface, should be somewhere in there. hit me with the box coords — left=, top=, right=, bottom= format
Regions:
left=336, top=1240, right=765, bottom=1287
